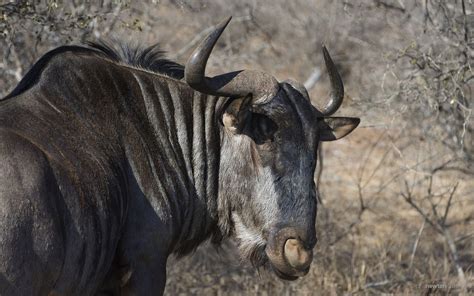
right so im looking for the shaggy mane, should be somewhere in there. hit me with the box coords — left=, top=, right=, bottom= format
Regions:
left=86, top=40, right=184, bottom=80
left=3, top=40, right=184, bottom=100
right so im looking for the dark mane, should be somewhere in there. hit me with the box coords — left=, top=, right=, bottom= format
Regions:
left=3, top=40, right=184, bottom=100
left=86, top=40, right=184, bottom=80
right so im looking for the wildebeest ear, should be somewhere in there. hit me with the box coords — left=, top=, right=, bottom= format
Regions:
left=222, top=95, right=277, bottom=142
left=222, top=95, right=252, bottom=134
left=317, top=117, right=360, bottom=141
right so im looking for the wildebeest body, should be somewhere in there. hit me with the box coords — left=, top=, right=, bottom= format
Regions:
left=0, top=18, right=360, bottom=295
left=0, top=48, right=226, bottom=294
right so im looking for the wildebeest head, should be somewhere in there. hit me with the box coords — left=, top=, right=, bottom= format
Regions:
left=185, top=17, right=360, bottom=280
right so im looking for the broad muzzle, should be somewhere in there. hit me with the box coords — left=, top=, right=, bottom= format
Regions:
left=265, top=226, right=316, bottom=280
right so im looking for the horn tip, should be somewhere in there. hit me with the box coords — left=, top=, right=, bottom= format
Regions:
left=217, top=16, right=232, bottom=30
left=210, top=16, right=232, bottom=42
left=322, top=45, right=331, bottom=60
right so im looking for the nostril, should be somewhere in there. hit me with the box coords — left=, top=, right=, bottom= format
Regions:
left=283, top=238, right=313, bottom=271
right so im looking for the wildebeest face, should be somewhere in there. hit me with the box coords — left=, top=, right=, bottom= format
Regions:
left=219, top=82, right=359, bottom=280
left=184, top=17, right=360, bottom=280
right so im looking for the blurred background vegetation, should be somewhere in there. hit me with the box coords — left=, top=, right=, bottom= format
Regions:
left=1, top=0, right=473, bottom=294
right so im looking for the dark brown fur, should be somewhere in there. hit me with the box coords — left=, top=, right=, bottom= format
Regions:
left=0, top=36, right=359, bottom=295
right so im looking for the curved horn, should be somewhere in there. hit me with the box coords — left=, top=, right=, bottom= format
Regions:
left=321, top=46, right=344, bottom=116
left=185, top=17, right=279, bottom=103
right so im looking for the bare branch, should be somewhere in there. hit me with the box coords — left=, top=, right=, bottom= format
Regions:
left=409, top=220, right=425, bottom=269
left=441, top=183, right=458, bottom=226
left=442, top=228, right=467, bottom=294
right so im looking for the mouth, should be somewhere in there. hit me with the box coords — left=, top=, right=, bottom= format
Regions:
left=231, top=218, right=313, bottom=281
left=236, top=240, right=312, bottom=281
left=270, top=263, right=308, bottom=281
left=246, top=245, right=307, bottom=281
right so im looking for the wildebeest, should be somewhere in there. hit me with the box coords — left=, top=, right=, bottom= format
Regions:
left=0, top=17, right=359, bottom=295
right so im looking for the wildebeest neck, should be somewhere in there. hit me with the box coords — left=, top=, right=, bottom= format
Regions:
left=125, top=73, right=230, bottom=254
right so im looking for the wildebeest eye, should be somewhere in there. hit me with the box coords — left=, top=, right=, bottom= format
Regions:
left=244, top=113, right=278, bottom=145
